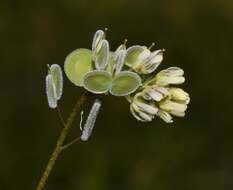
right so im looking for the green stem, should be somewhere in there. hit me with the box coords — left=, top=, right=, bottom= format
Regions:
left=36, top=93, right=88, bottom=190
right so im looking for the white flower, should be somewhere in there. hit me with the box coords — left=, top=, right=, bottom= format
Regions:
left=46, top=64, right=63, bottom=109
left=126, top=45, right=164, bottom=74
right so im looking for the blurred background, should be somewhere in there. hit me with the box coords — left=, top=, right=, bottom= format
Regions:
left=0, top=0, right=233, bottom=189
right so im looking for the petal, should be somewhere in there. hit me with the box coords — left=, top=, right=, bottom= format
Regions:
left=46, top=74, right=57, bottom=109
left=130, top=103, right=153, bottom=122
left=134, top=101, right=158, bottom=115
left=110, top=71, right=141, bottom=96
left=83, top=70, right=112, bottom=94
left=149, top=50, right=164, bottom=64
left=164, top=67, right=184, bottom=77
left=159, top=99, right=187, bottom=113
left=64, top=48, right=93, bottom=87
left=50, top=64, right=63, bottom=100
left=156, top=110, right=173, bottom=123
left=138, top=49, right=151, bottom=61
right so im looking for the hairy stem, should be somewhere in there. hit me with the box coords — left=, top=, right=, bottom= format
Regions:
left=36, top=93, right=88, bottom=190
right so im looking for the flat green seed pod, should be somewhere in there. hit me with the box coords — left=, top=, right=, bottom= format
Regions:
left=110, top=71, right=141, bottom=96
left=50, top=64, right=63, bottom=100
left=64, top=48, right=93, bottom=87
left=125, top=46, right=146, bottom=67
left=83, top=70, right=112, bottom=94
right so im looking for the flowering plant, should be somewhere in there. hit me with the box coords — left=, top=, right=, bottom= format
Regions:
left=37, top=29, right=190, bottom=190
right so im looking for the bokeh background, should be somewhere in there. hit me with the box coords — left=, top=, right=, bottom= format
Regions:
left=0, top=0, right=233, bottom=189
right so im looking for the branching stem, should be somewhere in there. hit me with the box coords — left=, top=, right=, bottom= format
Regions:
left=36, top=92, right=89, bottom=190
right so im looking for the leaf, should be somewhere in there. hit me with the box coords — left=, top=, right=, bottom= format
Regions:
left=110, top=71, right=141, bottom=96
left=50, top=64, right=63, bottom=100
left=64, top=48, right=93, bottom=87
left=83, top=70, right=112, bottom=94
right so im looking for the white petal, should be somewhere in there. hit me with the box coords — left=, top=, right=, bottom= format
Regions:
left=157, top=110, right=173, bottom=123
left=138, top=49, right=151, bottom=61
left=134, top=101, right=158, bottom=115
left=160, top=100, right=187, bottom=113
left=149, top=50, right=163, bottom=64
left=130, top=103, right=153, bottom=122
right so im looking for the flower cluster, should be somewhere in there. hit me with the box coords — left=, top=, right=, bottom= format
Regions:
left=130, top=67, right=190, bottom=123
left=46, top=29, right=190, bottom=124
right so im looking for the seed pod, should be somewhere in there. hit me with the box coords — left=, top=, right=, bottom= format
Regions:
left=46, top=74, right=57, bottom=109
left=81, top=99, right=102, bottom=141
left=110, top=71, right=141, bottom=96
left=113, top=49, right=127, bottom=75
left=92, top=30, right=105, bottom=53
left=83, top=70, right=112, bottom=94
left=64, top=48, right=93, bottom=86
left=94, top=40, right=110, bottom=70
left=50, top=64, right=63, bottom=100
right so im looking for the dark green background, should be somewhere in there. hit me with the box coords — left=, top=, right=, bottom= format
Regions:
left=0, top=0, right=233, bottom=189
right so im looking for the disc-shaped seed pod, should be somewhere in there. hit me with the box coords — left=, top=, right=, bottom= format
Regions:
left=64, top=48, right=93, bottom=87
left=110, top=71, right=141, bottom=96
left=83, top=70, right=112, bottom=94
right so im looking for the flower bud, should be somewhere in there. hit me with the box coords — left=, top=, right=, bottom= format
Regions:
left=169, top=88, right=190, bottom=104
left=159, top=99, right=187, bottom=117
left=156, top=110, right=173, bottom=123
left=130, top=93, right=158, bottom=122
left=142, top=85, right=169, bottom=101
left=155, top=67, right=185, bottom=86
